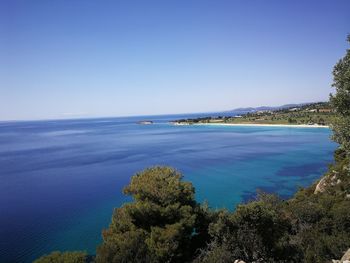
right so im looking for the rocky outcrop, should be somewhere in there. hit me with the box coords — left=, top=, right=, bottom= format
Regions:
left=137, top=121, right=153, bottom=125
left=332, top=248, right=350, bottom=263
left=314, top=170, right=341, bottom=194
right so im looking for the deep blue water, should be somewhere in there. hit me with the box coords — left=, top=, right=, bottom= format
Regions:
left=0, top=114, right=337, bottom=262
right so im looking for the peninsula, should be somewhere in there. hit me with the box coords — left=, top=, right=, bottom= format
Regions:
left=172, top=102, right=334, bottom=127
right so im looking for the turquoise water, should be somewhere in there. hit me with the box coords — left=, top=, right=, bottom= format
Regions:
left=0, top=116, right=336, bottom=262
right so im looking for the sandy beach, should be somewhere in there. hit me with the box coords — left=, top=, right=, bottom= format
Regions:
left=172, top=122, right=330, bottom=128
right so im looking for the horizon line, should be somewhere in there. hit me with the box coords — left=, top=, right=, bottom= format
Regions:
left=0, top=100, right=327, bottom=123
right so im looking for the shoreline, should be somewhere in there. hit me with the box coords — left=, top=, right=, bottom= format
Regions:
left=172, top=122, right=330, bottom=128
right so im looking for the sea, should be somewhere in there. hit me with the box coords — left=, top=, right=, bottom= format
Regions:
left=0, top=113, right=337, bottom=262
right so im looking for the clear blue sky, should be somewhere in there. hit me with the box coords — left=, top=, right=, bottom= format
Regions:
left=1, top=0, right=349, bottom=120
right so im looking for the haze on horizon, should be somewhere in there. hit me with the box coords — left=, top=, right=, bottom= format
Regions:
left=1, top=0, right=349, bottom=121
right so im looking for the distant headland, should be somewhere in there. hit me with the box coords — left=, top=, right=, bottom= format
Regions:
left=172, top=102, right=333, bottom=128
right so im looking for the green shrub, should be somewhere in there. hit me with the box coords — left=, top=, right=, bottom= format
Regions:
left=34, top=251, right=88, bottom=263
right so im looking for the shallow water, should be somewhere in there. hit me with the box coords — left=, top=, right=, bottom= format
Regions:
left=0, top=115, right=336, bottom=262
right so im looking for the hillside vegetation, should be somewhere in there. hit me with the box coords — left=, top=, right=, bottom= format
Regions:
left=175, top=102, right=335, bottom=126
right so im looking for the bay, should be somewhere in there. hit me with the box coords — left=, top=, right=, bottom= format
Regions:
left=0, top=114, right=336, bottom=262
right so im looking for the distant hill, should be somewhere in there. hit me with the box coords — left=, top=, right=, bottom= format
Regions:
left=174, top=101, right=333, bottom=126
left=226, top=102, right=315, bottom=113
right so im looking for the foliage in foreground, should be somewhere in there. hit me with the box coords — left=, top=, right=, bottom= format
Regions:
left=33, top=251, right=89, bottom=263
left=330, top=35, right=350, bottom=155
left=33, top=156, right=350, bottom=263
left=95, top=166, right=204, bottom=263
left=94, top=160, right=349, bottom=263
